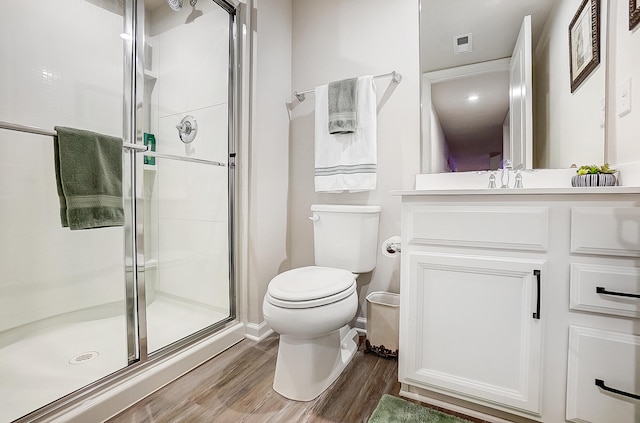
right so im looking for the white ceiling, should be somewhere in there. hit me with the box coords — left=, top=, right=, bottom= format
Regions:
left=420, top=0, right=556, bottom=73
left=420, top=0, right=557, bottom=169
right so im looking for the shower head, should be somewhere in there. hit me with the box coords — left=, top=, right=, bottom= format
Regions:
left=167, top=0, right=182, bottom=11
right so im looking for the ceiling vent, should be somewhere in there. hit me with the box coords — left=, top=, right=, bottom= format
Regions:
left=453, top=33, right=473, bottom=54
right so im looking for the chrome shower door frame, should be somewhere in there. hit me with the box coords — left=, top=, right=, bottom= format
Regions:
left=130, top=0, right=240, bottom=362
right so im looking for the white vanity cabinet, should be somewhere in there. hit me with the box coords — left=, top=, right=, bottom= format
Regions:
left=396, top=189, right=640, bottom=423
left=566, top=206, right=640, bottom=423
left=404, top=252, right=545, bottom=414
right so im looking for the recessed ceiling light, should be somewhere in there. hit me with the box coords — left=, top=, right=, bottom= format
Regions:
left=467, top=94, right=479, bottom=102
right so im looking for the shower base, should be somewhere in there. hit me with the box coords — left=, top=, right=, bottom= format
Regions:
left=0, top=295, right=229, bottom=422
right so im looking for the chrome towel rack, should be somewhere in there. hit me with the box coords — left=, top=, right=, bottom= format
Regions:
left=0, top=120, right=226, bottom=167
left=0, top=120, right=148, bottom=152
left=293, top=70, right=402, bottom=102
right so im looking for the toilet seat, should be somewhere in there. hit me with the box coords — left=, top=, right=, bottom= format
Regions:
left=266, top=266, right=356, bottom=309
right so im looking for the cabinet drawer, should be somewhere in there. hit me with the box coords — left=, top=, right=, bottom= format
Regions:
left=407, top=205, right=548, bottom=251
left=570, top=263, right=640, bottom=318
left=571, top=207, right=640, bottom=257
left=567, top=326, right=640, bottom=423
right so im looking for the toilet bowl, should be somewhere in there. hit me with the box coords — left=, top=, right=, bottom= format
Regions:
left=263, top=266, right=359, bottom=401
left=263, top=204, right=381, bottom=401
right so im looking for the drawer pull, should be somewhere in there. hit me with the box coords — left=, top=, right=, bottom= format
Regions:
left=596, top=286, right=640, bottom=299
left=533, top=270, right=541, bottom=319
left=595, top=379, right=640, bottom=400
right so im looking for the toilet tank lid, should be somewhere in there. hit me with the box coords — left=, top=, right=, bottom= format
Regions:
left=311, top=204, right=381, bottom=214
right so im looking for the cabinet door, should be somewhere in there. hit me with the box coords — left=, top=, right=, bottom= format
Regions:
left=401, top=252, right=544, bottom=415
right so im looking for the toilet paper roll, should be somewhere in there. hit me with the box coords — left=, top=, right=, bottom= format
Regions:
left=381, top=236, right=402, bottom=258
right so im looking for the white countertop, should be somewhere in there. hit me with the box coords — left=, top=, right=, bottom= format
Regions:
left=392, top=186, right=640, bottom=196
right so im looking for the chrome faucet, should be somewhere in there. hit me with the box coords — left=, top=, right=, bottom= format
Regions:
left=500, top=159, right=513, bottom=188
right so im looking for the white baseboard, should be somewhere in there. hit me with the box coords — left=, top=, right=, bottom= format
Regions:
left=244, top=321, right=274, bottom=342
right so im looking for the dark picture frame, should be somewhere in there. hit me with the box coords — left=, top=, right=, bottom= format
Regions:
left=631, top=0, right=640, bottom=30
left=569, top=0, right=600, bottom=93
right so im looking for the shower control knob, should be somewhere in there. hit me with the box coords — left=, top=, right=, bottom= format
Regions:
left=176, top=115, right=197, bottom=143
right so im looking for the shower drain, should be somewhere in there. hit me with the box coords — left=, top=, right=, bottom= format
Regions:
left=69, top=351, right=99, bottom=365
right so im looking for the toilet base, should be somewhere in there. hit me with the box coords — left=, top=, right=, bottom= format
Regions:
left=272, top=324, right=359, bottom=401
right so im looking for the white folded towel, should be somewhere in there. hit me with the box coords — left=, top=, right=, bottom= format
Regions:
left=314, top=75, right=377, bottom=192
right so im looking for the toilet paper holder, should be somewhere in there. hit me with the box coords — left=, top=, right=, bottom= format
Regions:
left=385, top=242, right=401, bottom=254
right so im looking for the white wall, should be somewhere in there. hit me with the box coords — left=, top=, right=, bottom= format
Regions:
left=430, top=105, right=450, bottom=173
left=288, top=0, right=420, bottom=322
left=608, top=0, right=640, bottom=164
left=534, top=0, right=606, bottom=169
left=246, top=0, right=292, bottom=324
left=0, top=1, right=125, bottom=331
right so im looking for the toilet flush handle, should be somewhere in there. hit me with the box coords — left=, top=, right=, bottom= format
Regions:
left=308, top=215, right=320, bottom=222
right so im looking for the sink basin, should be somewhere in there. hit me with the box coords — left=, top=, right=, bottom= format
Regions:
left=414, top=169, right=578, bottom=190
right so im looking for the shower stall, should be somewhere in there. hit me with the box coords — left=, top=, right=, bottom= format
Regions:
left=0, top=0, right=239, bottom=421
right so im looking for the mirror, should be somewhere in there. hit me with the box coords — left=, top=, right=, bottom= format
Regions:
left=420, top=0, right=607, bottom=173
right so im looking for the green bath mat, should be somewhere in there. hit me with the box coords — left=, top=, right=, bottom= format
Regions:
left=368, top=395, right=473, bottom=423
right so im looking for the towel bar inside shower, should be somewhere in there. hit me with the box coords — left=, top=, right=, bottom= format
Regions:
left=0, top=120, right=148, bottom=152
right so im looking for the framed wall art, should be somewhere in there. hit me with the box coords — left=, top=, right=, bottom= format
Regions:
left=631, top=0, right=640, bottom=30
left=569, top=0, right=600, bottom=93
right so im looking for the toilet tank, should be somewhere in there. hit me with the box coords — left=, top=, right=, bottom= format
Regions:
left=311, top=204, right=381, bottom=273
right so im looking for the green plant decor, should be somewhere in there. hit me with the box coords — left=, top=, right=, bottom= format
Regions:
left=572, top=163, right=617, bottom=187
left=576, top=163, right=616, bottom=175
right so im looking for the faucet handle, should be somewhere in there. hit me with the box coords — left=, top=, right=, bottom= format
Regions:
left=488, top=172, right=497, bottom=189
left=514, top=170, right=524, bottom=188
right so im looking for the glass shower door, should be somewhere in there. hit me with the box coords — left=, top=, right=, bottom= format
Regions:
left=140, top=0, right=232, bottom=354
left=0, top=1, right=130, bottom=421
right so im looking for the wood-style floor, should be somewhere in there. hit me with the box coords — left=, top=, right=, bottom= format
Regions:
left=107, top=333, right=485, bottom=423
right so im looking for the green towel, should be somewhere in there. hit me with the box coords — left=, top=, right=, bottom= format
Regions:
left=54, top=126, right=124, bottom=230
left=328, top=77, right=358, bottom=134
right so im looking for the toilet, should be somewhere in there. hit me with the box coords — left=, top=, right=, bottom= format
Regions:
left=263, top=204, right=381, bottom=401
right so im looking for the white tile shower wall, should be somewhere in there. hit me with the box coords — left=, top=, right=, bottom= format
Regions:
left=155, top=8, right=229, bottom=120
left=156, top=104, right=228, bottom=161
left=150, top=4, right=230, bottom=309
left=0, top=1, right=126, bottom=331
left=157, top=159, right=228, bottom=222
left=156, top=219, right=229, bottom=311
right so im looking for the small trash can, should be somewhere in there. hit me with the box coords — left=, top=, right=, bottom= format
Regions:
left=365, top=291, right=400, bottom=358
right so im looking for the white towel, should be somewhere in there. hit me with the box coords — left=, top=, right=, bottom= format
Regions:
left=314, top=75, right=377, bottom=193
